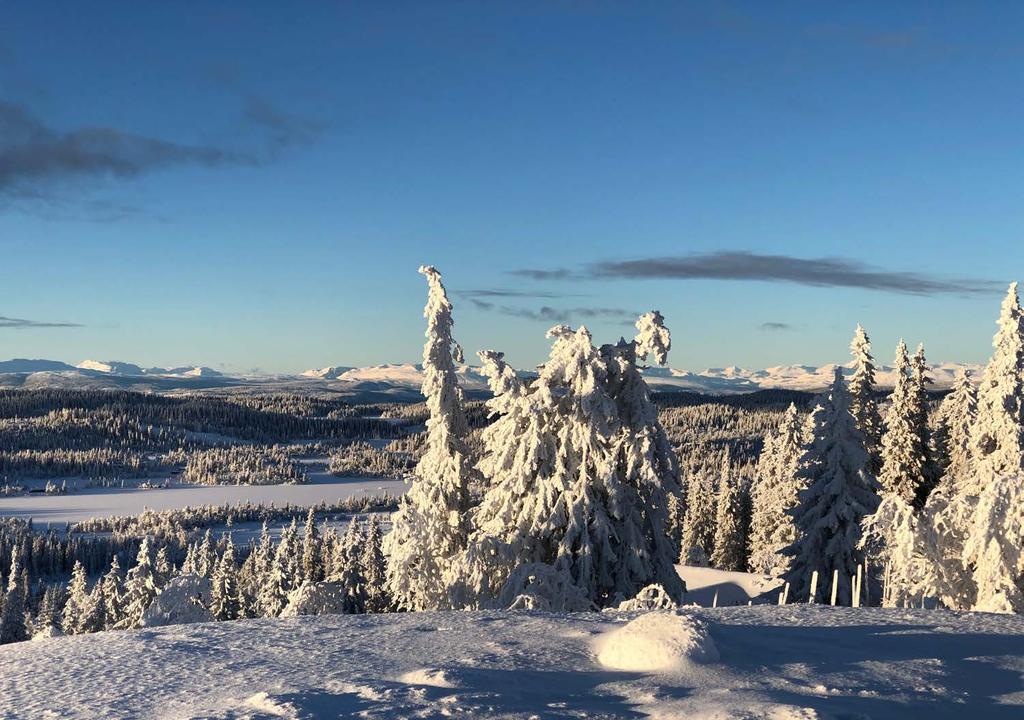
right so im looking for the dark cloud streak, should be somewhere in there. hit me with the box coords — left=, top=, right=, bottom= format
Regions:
left=0, top=315, right=82, bottom=329
left=469, top=298, right=636, bottom=324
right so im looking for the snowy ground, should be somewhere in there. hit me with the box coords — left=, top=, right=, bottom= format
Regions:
left=1, top=606, right=1020, bottom=719
left=676, top=565, right=783, bottom=606
left=0, top=476, right=406, bottom=526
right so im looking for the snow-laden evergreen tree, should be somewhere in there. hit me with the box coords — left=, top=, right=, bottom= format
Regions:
left=0, top=551, right=28, bottom=644
left=666, top=490, right=686, bottom=556
left=384, top=266, right=479, bottom=611
left=461, top=316, right=685, bottom=608
left=154, top=546, right=173, bottom=590
left=910, top=343, right=939, bottom=504
left=877, top=340, right=928, bottom=506
left=336, top=519, right=368, bottom=613
left=361, top=515, right=390, bottom=613
left=599, top=310, right=686, bottom=600
left=849, top=325, right=883, bottom=473
left=211, top=535, right=240, bottom=621
left=680, top=472, right=716, bottom=566
left=61, top=561, right=89, bottom=635
left=101, top=556, right=125, bottom=630
left=301, top=508, right=322, bottom=584
left=196, top=529, right=215, bottom=578
left=785, top=368, right=879, bottom=603
left=962, top=473, right=1024, bottom=613
left=748, top=403, right=805, bottom=575
left=120, top=537, right=159, bottom=629
left=260, top=527, right=295, bottom=618
left=972, top=282, right=1024, bottom=477
left=933, top=368, right=977, bottom=488
left=711, top=467, right=745, bottom=571
left=30, top=586, right=63, bottom=639
left=82, top=577, right=107, bottom=634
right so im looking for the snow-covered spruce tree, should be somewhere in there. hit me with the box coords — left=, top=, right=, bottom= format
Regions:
left=680, top=472, right=716, bottom=567
left=102, top=556, right=126, bottom=630
left=599, top=311, right=686, bottom=599
left=849, top=325, right=883, bottom=473
left=962, top=473, right=1024, bottom=612
left=666, top=490, right=686, bottom=555
left=784, top=368, right=879, bottom=603
left=301, top=508, right=322, bottom=584
left=339, top=519, right=368, bottom=613
left=877, top=340, right=928, bottom=506
left=462, top=318, right=685, bottom=609
left=260, top=527, right=296, bottom=618
left=933, top=368, right=977, bottom=488
left=119, top=537, right=159, bottom=629
left=748, top=403, right=805, bottom=575
left=362, top=515, right=390, bottom=613
left=972, top=282, right=1024, bottom=478
left=0, top=550, right=28, bottom=644
left=211, top=535, right=240, bottom=621
left=154, top=546, right=174, bottom=590
left=910, top=344, right=939, bottom=504
left=711, top=469, right=745, bottom=571
left=384, top=266, right=478, bottom=611
left=61, top=560, right=90, bottom=635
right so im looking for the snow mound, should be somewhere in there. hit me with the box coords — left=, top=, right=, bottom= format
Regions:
left=398, top=668, right=459, bottom=688
left=616, top=584, right=678, bottom=612
left=281, top=581, right=349, bottom=617
left=140, top=575, right=214, bottom=628
left=596, top=611, right=719, bottom=672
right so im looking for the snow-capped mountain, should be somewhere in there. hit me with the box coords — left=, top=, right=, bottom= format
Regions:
left=76, top=359, right=147, bottom=376
left=0, top=359, right=77, bottom=374
left=300, top=366, right=354, bottom=380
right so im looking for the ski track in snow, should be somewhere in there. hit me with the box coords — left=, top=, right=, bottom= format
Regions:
left=0, top=476, right=407, bottom=526
left=1, top=606, right=1021, bottom=719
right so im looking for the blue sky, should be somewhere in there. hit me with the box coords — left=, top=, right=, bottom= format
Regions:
left=1, top=1, right=1021, bottom=374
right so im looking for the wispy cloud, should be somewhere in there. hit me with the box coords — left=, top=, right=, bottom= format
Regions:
left=469, top=299, right=636, bottom=324
left=0, top=315, right=82, bottom=329
left=241, top=94, right=323, bottom=153
left=0, top=100, right=256, bottom=195
left=760, top=322, right=793, bottom=331
left=457, top=288, right=577, bottom=300
left=513, top=251, right=997, bottom=296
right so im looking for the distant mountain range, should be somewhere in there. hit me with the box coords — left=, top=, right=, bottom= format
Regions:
left=0, top=357, right=981, bottom=400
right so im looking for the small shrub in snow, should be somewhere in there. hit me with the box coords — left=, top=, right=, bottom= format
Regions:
left=497, top=563, right=595, bottom=612
left=616, top=584, right=678, bottom=612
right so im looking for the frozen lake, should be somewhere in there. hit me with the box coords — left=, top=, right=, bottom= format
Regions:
left=0, top=475, right=407, bottom=526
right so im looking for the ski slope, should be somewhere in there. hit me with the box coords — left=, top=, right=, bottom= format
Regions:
left=1, top=606, right=1020, bottom=719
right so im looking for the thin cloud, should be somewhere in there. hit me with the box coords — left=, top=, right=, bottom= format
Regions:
left=242, top=93, right=323, bottom=152
left=457, top=288, right=577, bottom=300
left=585, top=251, right=999, bottom=296
left=506, top=268, right=573, bottom=281
left=469, top=299, right=636, bottom=324
left=0, top=315, right=82, bottom=329
left=760, top=322, right=793, bottom=331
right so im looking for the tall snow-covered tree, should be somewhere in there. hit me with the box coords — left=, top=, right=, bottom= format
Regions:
left=877, top=340, right=928, bottom=506
left=461, top=316, right=686, bottom=608
left=260, top=527, right=296, bottom=618
left=785, top=368, right=879, bottom=603
left=101, top=556, right=126, bottom=630
left=711, top=467, right=745, bottom=571
left=910, top=343, right=939, bottom=504
left=211, top=535, right=240, bottom=621
left=336, top=519, right=368, bottom=614
left=61, top=561, right=90, bottom=635
left=301, top=508, right=322, bottom=584
left=934, top=368, right=977, bottom=488
left=962, top=473, right=1024, bottom=613
left=972, top=282, right=1024, bottom=477
left=120, top=537, right=159, bottom=629
left=748, top=403, right=805, bottom=575
left=849, top=325, right=883, bottom=473
left=680, top=472, right=716, bottom=567
left=384, top=266, right=479, bottom=611
left=361, top=515, right=390, bottom=613
left=0, top=550, right=28, bottom=644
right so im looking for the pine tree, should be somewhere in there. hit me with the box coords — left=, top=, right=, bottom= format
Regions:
left=211, top=535, right=240, bottom=621
left=361, top=515, right=390, bottom=613
left=101, top=556, right=126, bottom=630
left=120, top=537, right=159, bottom=629
left=972, top=282, right=1024, bottom=477
left=301, top=508, right=322, bottom=584
left=711, top=468, right=745, bottom=571
left=260, top=527, right=294, bottom=618
left=680, top=472, right=716, bottom=566
left=666, top=490, right=686, bottom=557
left=748, top=403, right=805, bottom=575
left=962, top=473, right=1024, bottom=612
left=785, top=368, right=879, bottom=603
left=62, top=561, right=90, bottom=635
left=849, top=325, right=883, bottom=473
left=910, top=344, right=938, bottom=505
left=0, top=550, right=28, bottom=644
left=933, top=368, right=977, bottom=488
left=154, top=546, right=174, bottom=590
left=877, top=340, right=928, bottom=506
left=384, top=266, right=479, bottom=611
left=337, top=519, right=367, bottom=614
left=82, top=577, right=107, bottom=634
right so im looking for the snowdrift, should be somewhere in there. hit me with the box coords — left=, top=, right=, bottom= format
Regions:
left=596, top=611, right=719, bottom=672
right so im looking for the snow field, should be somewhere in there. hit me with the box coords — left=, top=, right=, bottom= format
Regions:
left=2, top=605, right=1021, bottom=719
left=595, top=611, right=719, bottom=672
